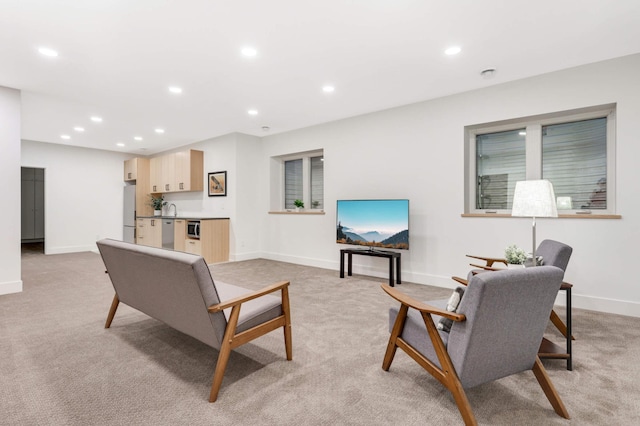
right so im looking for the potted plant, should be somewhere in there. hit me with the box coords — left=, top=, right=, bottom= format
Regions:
left=150, top=195, right=166, bottom=216
left=294, top=199, right=304, bottom=212
left=504, top=244, right=527, bottom=268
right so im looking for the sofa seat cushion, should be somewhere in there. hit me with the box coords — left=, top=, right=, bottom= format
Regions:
left=215, top=281, right=283, bottom=334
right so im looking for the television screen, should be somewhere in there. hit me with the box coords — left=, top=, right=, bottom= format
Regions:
left=336, top=199, right=409, bottom=250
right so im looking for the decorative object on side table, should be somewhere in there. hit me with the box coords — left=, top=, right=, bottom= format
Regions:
left=150, top=194, right=166, bottom=216
left=208, top=171, right=227, bottom=197
left=504, top=244, right=526, bottom=268
left=294, top=199, right=304, bottom=212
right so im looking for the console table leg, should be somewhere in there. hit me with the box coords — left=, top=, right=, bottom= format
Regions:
left=340, top=250, right=345, bottom=279
left=348, top=253, right=353, bottom=276
left=566, top=287, right=572, bottom=371
left=396, top=256, right=401, bottom=284
left=388, top=257, right=394, bottom=287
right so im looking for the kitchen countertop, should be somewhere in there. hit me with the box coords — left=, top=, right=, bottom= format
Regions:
left=137, top=216, right=230, bottom=220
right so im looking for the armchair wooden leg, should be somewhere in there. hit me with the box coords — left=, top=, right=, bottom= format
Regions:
left=532, top=357, right=570, bottom=419
left=382, top=305, right=408, bottom=371
left=550, top=309, right=575, bottom=340
left=282, top=287, right=293, bottom=360
left=209, top=305, right=241, bottom=402
left=105, top=294, right=119, bottom=328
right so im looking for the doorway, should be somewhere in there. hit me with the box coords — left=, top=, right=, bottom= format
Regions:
left=21, top=167, right=45, bottom=254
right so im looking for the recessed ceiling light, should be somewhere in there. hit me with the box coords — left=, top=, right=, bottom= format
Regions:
left=248, top=109, right=258, bottom=116
left=134, top=136, right=143, bottom=141
left=116, top=142, right=125, bottom=147
left=241, top=47, right=257, bottom=57
left=155, top=128, right=165, bottom=134
left=322, top=85, right=335, bottom=93
left=90, top=116, right=103, bottom=122
left=38, top=47, right=58, bottom=57
left=445, top=46, right=461, bottom=56
left=73, top=127, right=85, bottom=132
left=168, top=86, right=183, bottom=94
left=60, top=134, right=70, bottom=140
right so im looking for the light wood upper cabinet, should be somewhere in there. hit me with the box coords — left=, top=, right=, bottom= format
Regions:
left=149, top=149, right=203, bottom=193
left=124, top=157, right=152, bottom=216
left=124, top=158, right=138, bottom=181
left=174, top=150, right=203, bottom=192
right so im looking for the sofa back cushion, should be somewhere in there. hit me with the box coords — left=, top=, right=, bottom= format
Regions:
left=97, top=239, right=227, bottom=349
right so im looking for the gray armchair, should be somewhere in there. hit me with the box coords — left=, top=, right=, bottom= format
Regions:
left=455, top=239, right=575, bottom=370
left=382, top=266, right=570, bottom=425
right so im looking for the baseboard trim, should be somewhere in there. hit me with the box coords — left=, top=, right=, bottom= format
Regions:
left=46, top=244, right=97, bottom=255
left=0, top=280, right=23, bottom=295
left=231, top=251, right=262, bottom=262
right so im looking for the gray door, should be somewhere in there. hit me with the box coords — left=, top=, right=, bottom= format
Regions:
left=21, top=167, right=45, bottom=242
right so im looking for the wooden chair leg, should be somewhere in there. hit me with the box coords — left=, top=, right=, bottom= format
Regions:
left=532, top=357, right=570, bottom=419
left=382, top=305, right=408, bottom=371
left=209, top=305, right=241, bottom=402
left=550, top=309, right=575, bottom=340
left=282, top=287, right=293, bottom=360
left=105, top=294, right=119, bottom=328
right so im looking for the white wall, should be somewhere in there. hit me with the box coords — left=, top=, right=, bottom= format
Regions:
left=0, top=86, right=22, bottom=295
left=21, top=140, right=133, bottom=254
left=259, top=54, right=640, bottom=317
left=160, top=132, right=262, bottom=261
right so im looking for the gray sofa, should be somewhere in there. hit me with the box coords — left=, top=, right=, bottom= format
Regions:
left=96, top=238, right=292, bottom=402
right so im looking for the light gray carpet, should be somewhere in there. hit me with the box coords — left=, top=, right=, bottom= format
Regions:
left=2, top=250, right=640, bottom=425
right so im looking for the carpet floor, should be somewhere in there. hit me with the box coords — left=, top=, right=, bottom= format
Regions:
left=2, top=250, right=640, bottom=425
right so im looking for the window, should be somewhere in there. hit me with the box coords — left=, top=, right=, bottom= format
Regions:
left=275, top=150, right=324, bottom=211
left=466, top=104, right=616, bottom=215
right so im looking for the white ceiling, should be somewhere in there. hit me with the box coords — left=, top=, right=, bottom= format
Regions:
left=2, top=0, right=640, bottom=154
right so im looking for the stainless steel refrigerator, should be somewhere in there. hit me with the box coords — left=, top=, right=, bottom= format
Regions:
left=123, top=185, right=136, bottom=243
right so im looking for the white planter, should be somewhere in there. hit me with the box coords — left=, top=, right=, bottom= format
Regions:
left=507, top=263, right=524, bottom=269
left=154, top=209, right=162, bottom=216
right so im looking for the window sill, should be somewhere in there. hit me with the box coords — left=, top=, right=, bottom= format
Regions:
left=461, top=213, right=621, bottom=219
left=269, top=210, right=326, bottom=215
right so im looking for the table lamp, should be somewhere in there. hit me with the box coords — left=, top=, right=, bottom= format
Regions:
left=511, top=180, right=558, bottom=265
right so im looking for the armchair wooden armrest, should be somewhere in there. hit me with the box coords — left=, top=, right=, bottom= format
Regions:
left=381, top=284, right=466, bottom=322
left=208, top=281, right=290, bottom=312
left=469, top=263, right=502, bottom=271
left=466, top=254, right=508, bottom=267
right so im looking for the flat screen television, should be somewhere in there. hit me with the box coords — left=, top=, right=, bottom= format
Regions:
left=336, top=199, right=409, bottom=250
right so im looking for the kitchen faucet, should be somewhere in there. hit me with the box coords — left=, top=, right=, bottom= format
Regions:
left=168, top=203, right=177, bottom=217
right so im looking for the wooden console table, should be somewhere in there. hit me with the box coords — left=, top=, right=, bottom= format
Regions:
left=339, top=248, right=401, bottom=287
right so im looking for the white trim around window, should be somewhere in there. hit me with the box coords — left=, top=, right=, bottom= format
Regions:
left=464, top=104, right=618, bottom=217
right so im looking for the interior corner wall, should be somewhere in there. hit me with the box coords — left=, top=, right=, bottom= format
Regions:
left=21, top=140, right=133, bottom=254
left=259, top=53, right=640, bottom=317
left=0, top=86, right=22, bottom=295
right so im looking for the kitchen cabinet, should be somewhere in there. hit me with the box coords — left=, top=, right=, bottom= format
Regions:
left=123, top=157, right=152, bottom=216
left=184, top=238, right=202, bottom=256
left=124, top=158, right=140, bottom=181
left=174, top=219, right=186, bottom=252
left=199, top=219, right=229, bottom=263
left=150, top=149, right=203, bottom=193
left=136, top=218, right=162, bottom=248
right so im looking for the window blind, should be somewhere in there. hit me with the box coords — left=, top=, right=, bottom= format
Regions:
left=284, top=159, right=303, bottom=209
left=542, top=118, right=606, bottom=209
left=310, top=156, right=324, bottom=209
left=476, top=129, right=526, bottom=209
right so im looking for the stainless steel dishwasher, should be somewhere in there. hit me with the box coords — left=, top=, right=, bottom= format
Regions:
left=162, top=219, right=175, bottom=249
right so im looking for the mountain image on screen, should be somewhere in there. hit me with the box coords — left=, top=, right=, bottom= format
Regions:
left=336, top=199, right=409, bottom=250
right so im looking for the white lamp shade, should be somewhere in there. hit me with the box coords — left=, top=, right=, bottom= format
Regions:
left=511, top=180, right=558, bottom=218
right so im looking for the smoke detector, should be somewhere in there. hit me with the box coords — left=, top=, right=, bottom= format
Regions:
left=480, top=68, right=496, bottom=79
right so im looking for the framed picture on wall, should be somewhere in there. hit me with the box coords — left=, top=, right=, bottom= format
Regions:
left=208, top=171, right=227, bottom=196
